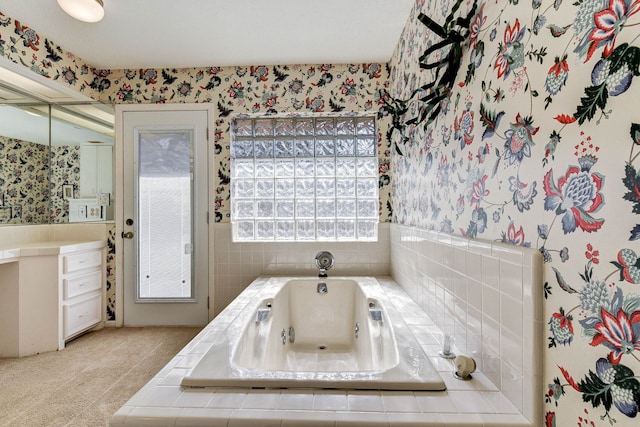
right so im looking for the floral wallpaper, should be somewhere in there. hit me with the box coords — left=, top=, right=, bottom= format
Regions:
left=0, top=135, right=82, bottom=224
left=0, top=136, right=49, bottom=224
left=0, top=10, right=393, bottom=323
left=106, top=224, right=116, bottom=321
left=387, top=0, right=640, bottom=425
left=102, top=64, right=393, bottom=223
left=0, top=11, right=395, bottom=222
left=50, top=144, right=80, bottom=223
left=7, top=3, right=640, bottom=423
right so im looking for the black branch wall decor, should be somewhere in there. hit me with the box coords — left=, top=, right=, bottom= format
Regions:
left=379, top=0, right=478, bottom=155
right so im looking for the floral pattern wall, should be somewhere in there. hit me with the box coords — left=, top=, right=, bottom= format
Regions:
left=387, top=0, right=640, bottom=425
left=0, top=10, right=392, bottom=322
left=0, top=136, right=49, bottom=224
left=0, top=12, right=393, bottom=222
left=6, top=3, right=640, bottom=422
left=102, top=65, right=392, bottom=224
left=0, top=135, right=82, bottom=224
left=50, top=144, right=80, bottom=223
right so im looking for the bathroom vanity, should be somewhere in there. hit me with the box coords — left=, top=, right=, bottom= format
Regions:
left=0, top=240, right=106, bottom=357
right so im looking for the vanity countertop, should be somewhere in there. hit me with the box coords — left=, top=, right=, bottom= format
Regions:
left=0, top=240, right=106, bottom=261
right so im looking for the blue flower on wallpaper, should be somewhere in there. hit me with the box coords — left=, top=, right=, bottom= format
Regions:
left=288, top=78, right=304, bottom=94
left=549, top=308, right=574, bottom=346
left=503, top=114, right=537, bottom=165
left=14, top=20, right=39, bottom=51
left=613, top=248, right=640, bottom=283
left=509, top=176, right=537, bottom=212
left=454, top=102, right=475, bottom=149
left=60, top=66, right=77, bottom=85
left=592, top=57, right=634, bottom=96
left=464, top=207, right=487, bottom=237
left=543, top=157, right=605, bottom=234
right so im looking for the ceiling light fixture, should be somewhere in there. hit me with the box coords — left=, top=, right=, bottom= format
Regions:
left=57, top=0, right=104, bottom=23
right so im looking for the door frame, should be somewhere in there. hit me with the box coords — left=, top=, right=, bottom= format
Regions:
left=114, top=103, right=216, bottom=326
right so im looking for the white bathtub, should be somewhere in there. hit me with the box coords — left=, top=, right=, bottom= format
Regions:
left=182, top=277, right=446, bottom=391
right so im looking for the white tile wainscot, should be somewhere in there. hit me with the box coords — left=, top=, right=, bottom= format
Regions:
left=390, top=223, right=544, bottom=426
left=111, top=276, right=536, bottom=426
left=213, top=222, right=391, bottom=315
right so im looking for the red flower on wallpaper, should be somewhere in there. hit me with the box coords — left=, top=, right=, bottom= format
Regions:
left=545, top=56, right=569, bottom=95
left=504, top=222, right=528, bottom=246
left=545, top=411, right=556, bottom=427
left=494, top=18, right=526, bottom=79
left=362, top=63, right=382, bottom=79
left=139, top=69, right=158, bottom=85
left=584, top=0, right=640, bottom=62
left=590, top=307, right=640, bottom=363
left=250, top=66, right=269, bottom=82
left=469, top=174, right=489, bottom=207
left=468, top=3, right=486, bottom=49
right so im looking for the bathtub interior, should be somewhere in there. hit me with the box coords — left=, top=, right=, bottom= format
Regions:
left=182, top=277, right=446, bottom=391
left=232, top=279, right=399, bottom=373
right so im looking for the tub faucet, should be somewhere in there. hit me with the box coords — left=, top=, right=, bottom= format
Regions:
left=315, top=251, right=334, bottom=278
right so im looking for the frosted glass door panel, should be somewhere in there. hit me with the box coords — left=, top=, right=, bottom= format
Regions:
left=137, top=131, right=193, bottom=300
left=121, top=107, right=209, bottom=326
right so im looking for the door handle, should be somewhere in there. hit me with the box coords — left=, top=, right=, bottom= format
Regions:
left=122, top=231, right=134, bottom=239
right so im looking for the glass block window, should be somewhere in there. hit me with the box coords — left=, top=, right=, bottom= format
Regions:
left=231, top=115, right=378, bottom=242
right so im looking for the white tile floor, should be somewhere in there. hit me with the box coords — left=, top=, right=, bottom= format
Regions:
left=110, top=278, right=532, bottom=427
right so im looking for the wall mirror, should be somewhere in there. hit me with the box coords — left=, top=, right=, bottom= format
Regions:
left=0, top=79, right=114, bottom=225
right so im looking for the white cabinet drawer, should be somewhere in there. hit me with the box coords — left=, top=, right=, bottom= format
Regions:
left=63, top=250, right=102, bottom=274
left=64, top=293, right=102, bottom=339
left=63, top=270, right=102, bottom=300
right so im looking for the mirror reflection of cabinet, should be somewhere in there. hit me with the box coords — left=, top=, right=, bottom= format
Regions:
left=80, top=145, right=113, bottom=197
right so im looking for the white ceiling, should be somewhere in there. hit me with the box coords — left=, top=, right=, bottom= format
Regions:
left=0, top=0, right=414, bottom=69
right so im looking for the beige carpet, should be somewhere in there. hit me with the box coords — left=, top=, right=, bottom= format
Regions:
left=0, top=326, right=202, bottom=427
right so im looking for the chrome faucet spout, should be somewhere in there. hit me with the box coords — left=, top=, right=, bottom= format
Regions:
left=319, top=268, right=327, bottom=278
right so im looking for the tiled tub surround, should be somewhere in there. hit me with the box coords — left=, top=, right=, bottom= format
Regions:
left=213, top=222, right=391, bottom=315
left=111, top=280, right=535, bottom=426
left=390, top=224, right=544, bottom=426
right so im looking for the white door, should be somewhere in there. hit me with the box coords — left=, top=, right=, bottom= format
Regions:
left=119, top=107, right=210, bottom=326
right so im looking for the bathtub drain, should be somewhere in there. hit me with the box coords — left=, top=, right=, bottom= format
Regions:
left=318, top=345, right=326, bottom=350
